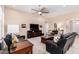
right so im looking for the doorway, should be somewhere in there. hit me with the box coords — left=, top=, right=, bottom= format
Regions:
left=72, top=20, right=79, bottom=34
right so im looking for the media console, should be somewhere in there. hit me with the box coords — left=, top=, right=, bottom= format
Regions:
left=27, top=30, right=44, bottom=38
left=27, top=24, right=44, bottom=38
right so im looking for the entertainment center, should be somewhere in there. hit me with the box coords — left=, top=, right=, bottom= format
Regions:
left=27, top=24, right=44, bottom=38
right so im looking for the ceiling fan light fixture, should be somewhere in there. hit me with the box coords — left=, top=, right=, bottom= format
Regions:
left=38, top=12, right=42, bottom=15
left=32, top=5, right=49, bottom=15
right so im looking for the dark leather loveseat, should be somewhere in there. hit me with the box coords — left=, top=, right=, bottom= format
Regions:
left=46, top=32, right=77, bottom=54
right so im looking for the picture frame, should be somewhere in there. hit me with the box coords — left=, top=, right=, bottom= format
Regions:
left=21, top=24, right=26, bottom=28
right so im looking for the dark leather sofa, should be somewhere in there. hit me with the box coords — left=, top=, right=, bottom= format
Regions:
left=46, top=32, right=77, bottom=54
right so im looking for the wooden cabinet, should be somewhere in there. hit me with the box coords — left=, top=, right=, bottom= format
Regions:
left=27, top=30, right=44, bottom=38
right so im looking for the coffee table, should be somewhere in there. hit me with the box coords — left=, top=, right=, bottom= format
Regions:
left=41, top=35, right=54, bottom=43
left=10, top=40, right=33, bottom=54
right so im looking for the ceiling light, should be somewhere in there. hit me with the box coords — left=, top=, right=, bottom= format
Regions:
left=38, top=12, right=42, bottom=15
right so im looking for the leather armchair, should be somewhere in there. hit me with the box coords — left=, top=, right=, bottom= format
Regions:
left=4, top=34, right=12, bottom=54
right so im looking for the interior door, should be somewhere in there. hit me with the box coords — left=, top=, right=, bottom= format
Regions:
left=44, top=23, right=49, bottom=35
left=72, top=20, right=79, bottom=34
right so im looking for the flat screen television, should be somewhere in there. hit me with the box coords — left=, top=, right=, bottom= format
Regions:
left=30, top=24, right=39, bottom=31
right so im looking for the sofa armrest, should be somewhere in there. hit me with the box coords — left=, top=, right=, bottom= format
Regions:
left=46, top=40, right=58, bottom=48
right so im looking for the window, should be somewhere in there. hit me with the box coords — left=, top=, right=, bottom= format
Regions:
left=7, top=25, right=19, bottom=33
left=0, top=6, right=3, bottom=39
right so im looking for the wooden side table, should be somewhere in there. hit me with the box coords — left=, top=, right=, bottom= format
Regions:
left=41, top=35, right=54, bottom=43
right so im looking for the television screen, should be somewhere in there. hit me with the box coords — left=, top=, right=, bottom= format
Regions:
left=30, top=24, right=39, bottom=31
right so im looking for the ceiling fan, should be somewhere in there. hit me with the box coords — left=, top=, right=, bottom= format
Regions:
left=32, top=5, right=49, bottom=15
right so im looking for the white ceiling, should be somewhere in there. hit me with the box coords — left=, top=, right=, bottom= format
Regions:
left=6, top=5, right=79, bottom=16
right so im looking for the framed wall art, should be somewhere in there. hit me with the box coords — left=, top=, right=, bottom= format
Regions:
left=21, top=24, right=26, bottom=28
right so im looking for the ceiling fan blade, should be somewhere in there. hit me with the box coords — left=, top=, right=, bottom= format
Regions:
left=43, top=11, right=49, bottom=13
left=40, top=7, right=49, bottom=13
left=32, top=9, right=39, bottom=12
left=32, top=11, right=38, bottom=14
left=40, top=7, right=46, bottom=11
left=41, top=10, right=49, bottom=13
